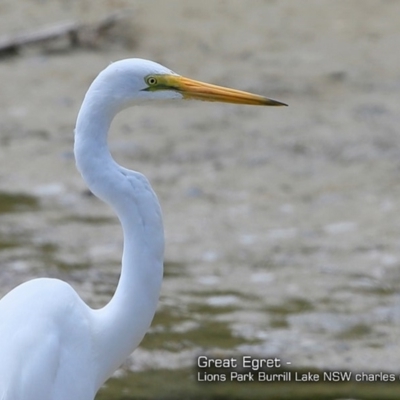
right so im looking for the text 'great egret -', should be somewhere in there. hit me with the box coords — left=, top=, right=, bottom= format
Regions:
left=0, top=58, right=286, bottom=399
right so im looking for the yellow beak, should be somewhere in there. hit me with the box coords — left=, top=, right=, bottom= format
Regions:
left=149, top=74, right=287, bottom=106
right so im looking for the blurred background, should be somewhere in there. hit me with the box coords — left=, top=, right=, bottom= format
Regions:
left=0, top=0, right=400, bottom=399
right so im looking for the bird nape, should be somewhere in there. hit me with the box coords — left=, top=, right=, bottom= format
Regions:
left=0, top=58, right=286, bottom=400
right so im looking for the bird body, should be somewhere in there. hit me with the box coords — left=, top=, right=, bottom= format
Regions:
left=0, top=58, right=285, bottom=399
left=0, top=278, right=95, bottom=400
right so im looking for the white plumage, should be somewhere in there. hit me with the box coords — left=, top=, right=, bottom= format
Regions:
left=0, top=58, right=285, bottom=399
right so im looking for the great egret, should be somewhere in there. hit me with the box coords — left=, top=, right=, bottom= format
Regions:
left=0, top=58, right=286, bottom=399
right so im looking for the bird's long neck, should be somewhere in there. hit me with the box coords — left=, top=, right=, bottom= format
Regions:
left=74, top=93, right=164, bottom=389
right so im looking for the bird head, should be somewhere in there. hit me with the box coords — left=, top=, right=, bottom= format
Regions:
left=88, top=58, right=287, bottom=112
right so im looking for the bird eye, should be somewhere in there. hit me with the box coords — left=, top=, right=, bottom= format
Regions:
left=146, top=76, right=158, bottom=86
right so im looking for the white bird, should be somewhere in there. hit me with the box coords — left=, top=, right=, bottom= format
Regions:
left=0, top=58, right=286, bottom=400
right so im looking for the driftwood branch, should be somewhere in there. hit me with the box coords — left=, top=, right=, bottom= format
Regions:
left=0, top=11, right=131, bottom=56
